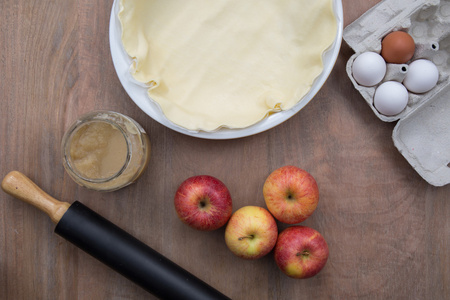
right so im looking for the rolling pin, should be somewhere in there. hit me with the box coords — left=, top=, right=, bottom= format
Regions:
left=1, top=171, right=230, bottom=300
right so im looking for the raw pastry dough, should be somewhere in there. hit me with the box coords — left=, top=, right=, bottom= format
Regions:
left=119, top=0, right=337, bottom=131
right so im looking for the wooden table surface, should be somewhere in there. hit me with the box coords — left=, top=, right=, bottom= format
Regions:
left=1, top=1, right=449, bottom=299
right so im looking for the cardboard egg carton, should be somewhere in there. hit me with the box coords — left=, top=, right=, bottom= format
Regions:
left=343, top=0, right=450, bottom=186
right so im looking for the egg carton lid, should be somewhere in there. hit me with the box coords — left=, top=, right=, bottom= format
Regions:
left=393, top=83, right=450, bottom=186
left=343, top=0, right=449, bottom=186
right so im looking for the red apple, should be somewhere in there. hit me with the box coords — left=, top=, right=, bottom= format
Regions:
left=263, top=165, right=319, bottom=224
left=224, top=206, right=278, bottom=260
left=274, top=226, right=329, bottom=279
left=174, top=175, right=232, bottom=231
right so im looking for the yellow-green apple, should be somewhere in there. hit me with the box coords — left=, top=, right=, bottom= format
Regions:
left=174, top=175, right=232, bottom=231
left=224, top=206, right=278, bottom=260
left=274, top=226, right=329, bottom=279
left=263, top=165, right=319, bottom=224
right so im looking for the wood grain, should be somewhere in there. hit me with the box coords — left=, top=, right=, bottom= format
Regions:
left=1, top=0, right=449, bottom=299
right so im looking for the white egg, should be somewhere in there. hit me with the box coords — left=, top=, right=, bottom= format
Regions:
left=373, top=81, right=409, bottom=116
left=352, top=52, right=387, bottom=86
left=403, top=59, right=439, bottom=93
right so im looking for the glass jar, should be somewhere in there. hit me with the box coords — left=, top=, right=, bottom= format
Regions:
left=61, top=111, right=151, bottom=191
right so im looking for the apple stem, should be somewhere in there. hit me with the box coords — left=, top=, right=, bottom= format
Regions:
left=297, top=250, right=309, bottom=257
left=238, top=235, right=254, bottom=241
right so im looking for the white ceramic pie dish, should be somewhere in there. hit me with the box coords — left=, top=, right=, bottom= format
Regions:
left=109, top=0, right=343, bottom=139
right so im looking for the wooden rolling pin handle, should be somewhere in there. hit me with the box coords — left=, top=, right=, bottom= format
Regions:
left=1, top=171, right=70, bottom=224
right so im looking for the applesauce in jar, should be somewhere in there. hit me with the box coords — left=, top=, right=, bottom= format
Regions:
left=62, top=111, right=150, bottom=191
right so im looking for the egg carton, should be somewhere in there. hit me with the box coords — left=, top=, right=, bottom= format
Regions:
left=343, top=0, right=450, bottom=186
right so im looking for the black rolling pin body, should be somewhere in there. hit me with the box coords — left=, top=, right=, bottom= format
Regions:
left=55, top=201, right=230, bottom=300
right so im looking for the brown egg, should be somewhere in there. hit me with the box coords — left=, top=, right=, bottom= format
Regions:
left=381, top=31, right=415, bottom=64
